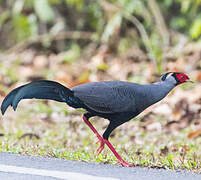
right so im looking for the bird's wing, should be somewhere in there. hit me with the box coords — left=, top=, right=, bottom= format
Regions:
left=1, top=80, right=73, bottom=115
left=72, top=81, right=137, bottom=113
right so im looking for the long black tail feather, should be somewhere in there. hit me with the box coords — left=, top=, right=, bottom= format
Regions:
left=1, top=80, right=74, bottom=115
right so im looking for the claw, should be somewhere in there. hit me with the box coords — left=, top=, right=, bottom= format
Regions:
left=116, top=159, right=134, bottom=167
left=104, top=140, right=134, bottom=167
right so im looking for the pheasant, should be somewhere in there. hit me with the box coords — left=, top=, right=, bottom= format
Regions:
left=1, top=72, right=192, bottom=167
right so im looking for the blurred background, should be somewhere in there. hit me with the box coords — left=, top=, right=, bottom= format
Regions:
left=0, top=0, right=201, bottom=169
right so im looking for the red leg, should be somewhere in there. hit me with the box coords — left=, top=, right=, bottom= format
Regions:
left=104, top=139, right=133, bottom=167
left=82, top=115, right=134, bottom=167
left=82, top=115, right=105, bottom=154
left=83, top=115, right=103, bottom=141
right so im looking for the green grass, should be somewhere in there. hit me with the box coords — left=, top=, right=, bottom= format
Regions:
left=0, top=100, right=201, bottom=173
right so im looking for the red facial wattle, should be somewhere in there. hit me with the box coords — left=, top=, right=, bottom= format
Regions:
left=175, top=73, right=189, bottom=83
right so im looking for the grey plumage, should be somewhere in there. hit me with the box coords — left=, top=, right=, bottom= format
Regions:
left=1, top=76, right=177, bottom=118
left=1, top=75, right=178, bottom=140
left=1, top=80, right=73, bottom=115
left=72, top=77, right=176, bottom=115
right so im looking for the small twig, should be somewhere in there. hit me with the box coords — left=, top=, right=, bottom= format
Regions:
left=147, top=0, right=170, bottom=49
left=123, top=11, right=157, bottom=65
left=5, top=31, right=94, bottom=54
left=19, top=133, right=40, bottom=140
left=101, top=1, right=157, bottom=67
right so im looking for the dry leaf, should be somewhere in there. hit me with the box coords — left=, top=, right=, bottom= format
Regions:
left=196, top=72, right=201, bottom=81
left=182, top=145, right=190, bottom=152
left=187, top=128, right=201, bottom=139
left=160, top=146, right=169, bottom=155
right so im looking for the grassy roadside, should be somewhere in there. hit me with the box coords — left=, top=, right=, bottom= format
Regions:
left=0, top=99, right=201, bottom=173
left=0, top=45, right=200, bottom=173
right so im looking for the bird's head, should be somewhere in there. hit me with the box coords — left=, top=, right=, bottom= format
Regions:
left=161, top=72, right=193, bottom=85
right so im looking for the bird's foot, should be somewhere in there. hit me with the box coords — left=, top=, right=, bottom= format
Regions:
left=96, top=137, right=106, bottom=155
left=116, top=159, right=134, bottom=167
left=103, top=140, right=134, bottom=167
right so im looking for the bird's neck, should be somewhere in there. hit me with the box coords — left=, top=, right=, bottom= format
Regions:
left=151, top=80, right=175, bottom=100
left=139, top=80, right=176, bottom=110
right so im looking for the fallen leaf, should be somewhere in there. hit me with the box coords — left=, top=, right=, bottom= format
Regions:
left=182, top=145, right=190, bottom=152
left=160, top=146, right=169, bottom=156
left=187, top=128, right=201, bottom=139
left=196, top=72, right=201, bottom=81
